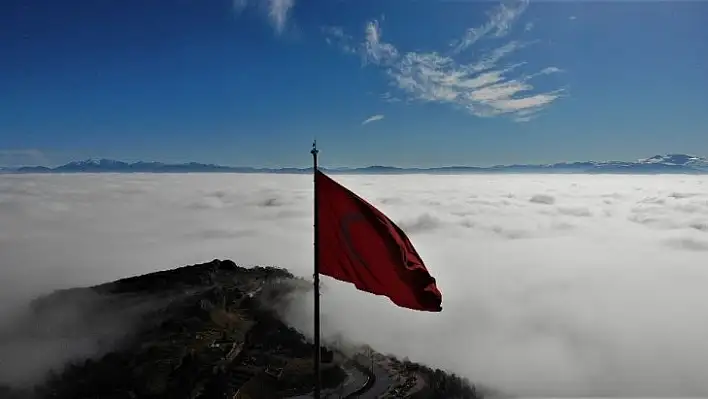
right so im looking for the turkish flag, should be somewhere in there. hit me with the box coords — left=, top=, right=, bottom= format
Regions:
left=315, top=170, right=442, bottom=312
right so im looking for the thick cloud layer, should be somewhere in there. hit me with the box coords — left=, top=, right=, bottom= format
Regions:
left=1, top=173, right=708, bottom=396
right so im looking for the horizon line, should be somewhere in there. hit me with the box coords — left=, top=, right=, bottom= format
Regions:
left=2, top=153, right=706, bottom=171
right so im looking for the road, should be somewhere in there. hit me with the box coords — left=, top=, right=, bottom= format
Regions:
left=286, top=353, right=394, bottom=399
left=345, top=354, right=393, bottom=399
left=285, top=362, right=371, bottom=399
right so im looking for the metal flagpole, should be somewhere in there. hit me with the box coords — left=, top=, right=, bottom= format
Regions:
left=370, top=347, right=373, bottom=375
left=311, top=140, right=322, bottom=399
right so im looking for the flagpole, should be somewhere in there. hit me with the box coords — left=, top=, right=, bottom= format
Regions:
left=311, top=140, right=322, bottom=399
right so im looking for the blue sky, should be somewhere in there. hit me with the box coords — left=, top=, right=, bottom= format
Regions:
left=1, top=0, right=707, bottom=168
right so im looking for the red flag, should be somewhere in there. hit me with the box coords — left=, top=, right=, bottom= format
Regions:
left=315, top=170, right=442, bottom=312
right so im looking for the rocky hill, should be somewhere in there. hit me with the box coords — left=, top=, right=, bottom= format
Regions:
left=0, top=260, right=481, bottom=399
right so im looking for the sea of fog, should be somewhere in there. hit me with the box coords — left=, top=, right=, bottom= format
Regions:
left=1, top=173, right=708, bottom=397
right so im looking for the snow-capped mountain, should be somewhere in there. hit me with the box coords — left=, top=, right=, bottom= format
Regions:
left=639, top=154, right=708, bottom=169
left=69, top=158, right=119, bottom=166
left=4, top=154, right=708, bottom=174
left=55, top=159, right=131, bottom=171
left=486, top=154, right=708, bottom=174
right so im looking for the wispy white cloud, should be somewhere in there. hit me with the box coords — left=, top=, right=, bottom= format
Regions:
left=363, top=20, right=399, bottom=65
left=569, top=15, right=577, bottom=20
left=324, top=0, right=566, bottom=122
left=268, top=0, right=294, bottom=35
left=232, top=0, right=295, bottom=35
left=380, top=92, right=402, bottom=103
left=232, top=0, right=248, bottom=14
left=539, top=66, right=563, bottom=75
left=361, top=114, right=385, bottom=125
left=450, top=0, right=529, bottom=54
left=322, top=26, right=356, bottom=54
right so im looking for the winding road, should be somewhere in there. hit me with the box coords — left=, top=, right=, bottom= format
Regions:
left=346, top=354, right=392, bottom=398
left=286, top=353, right=394, bottom=399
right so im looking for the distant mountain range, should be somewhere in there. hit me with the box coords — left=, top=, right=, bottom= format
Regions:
left=3, top=154, right=708, bottom=175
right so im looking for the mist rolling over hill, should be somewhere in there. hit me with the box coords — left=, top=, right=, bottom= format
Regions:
left=0, top=260, right=479, bottom=398
left=2, top=173, right=708, bottom=397
left=4, top=154, right=708, bottom=175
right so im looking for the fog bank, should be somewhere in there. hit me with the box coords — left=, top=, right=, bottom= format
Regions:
left=1, top=173, right=708, bottom=396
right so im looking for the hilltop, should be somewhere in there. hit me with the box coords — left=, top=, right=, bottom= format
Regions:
left=0, top=260, right=481, bottom=399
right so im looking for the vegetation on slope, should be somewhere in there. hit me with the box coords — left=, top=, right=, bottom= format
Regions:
left=0, top=259, right=484, bottom=399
